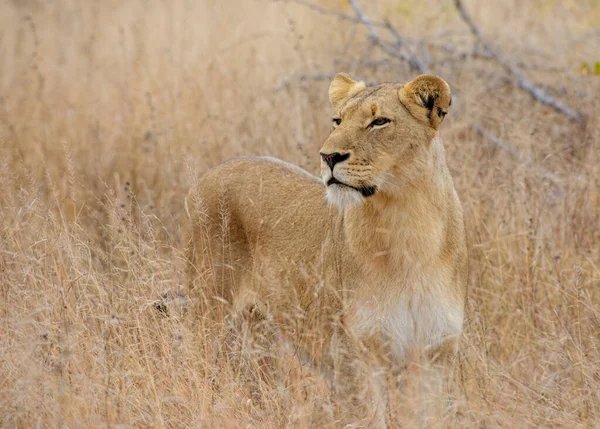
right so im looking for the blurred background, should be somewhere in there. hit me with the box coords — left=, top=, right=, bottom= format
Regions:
left=1, top=0, right=599, bottom=427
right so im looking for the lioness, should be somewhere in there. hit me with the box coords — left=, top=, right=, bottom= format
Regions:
left=185, top=74, right=467, bottom=426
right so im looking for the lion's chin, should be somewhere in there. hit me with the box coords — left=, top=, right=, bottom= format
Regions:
left=326, top=184, right=364, bottom=210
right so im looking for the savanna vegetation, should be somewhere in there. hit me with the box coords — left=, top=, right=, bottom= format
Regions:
left=1, top=0, right=599, bottom=427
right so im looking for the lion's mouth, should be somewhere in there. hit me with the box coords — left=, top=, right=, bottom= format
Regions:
left=327, top=177, right=377, bottom=197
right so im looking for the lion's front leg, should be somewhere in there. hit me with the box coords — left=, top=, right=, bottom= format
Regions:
left=388, top=335, right=460, bottom=428
left=329, top=331, right=388, bottom=429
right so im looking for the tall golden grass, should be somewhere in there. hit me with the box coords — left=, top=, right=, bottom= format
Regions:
left=1, top=0, right=599, bottom=427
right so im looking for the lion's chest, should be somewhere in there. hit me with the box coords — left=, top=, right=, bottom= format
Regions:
left=347, top=277, right=463, bottom=361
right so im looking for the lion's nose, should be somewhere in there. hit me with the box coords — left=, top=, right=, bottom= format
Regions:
left=320, top=152, right=350, bottom=170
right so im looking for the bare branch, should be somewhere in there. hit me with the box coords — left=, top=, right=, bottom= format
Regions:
left=383, top=20, right=406, bottom=50
left=472, top=124, right=563, bottom=186
left=453, top=0, right=584, bottom=123
left=347, top=0, right=429, bottom=74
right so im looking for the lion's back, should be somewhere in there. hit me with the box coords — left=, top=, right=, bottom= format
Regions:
left=185, top=156, right=331, bottom=283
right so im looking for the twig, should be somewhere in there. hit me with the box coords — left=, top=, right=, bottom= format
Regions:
left=383, top=20, right=407, bottom=50
left=453, top=0, right=584, bottom=123
left=472, top=124, right=563, bottom=186
left=347, top=0, right=429, bottom=74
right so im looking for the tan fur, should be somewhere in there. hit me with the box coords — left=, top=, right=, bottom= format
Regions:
left=185, top=74, right=467, bottom=427
left=329, top=72, right=367, bottom=110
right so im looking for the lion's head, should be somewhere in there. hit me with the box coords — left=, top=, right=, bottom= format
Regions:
left=319, top=73, right=451, bottom=209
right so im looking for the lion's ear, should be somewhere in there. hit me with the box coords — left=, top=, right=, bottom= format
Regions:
left=398, top=75, right=451, bottom=130
left=329, top=73, right=367, bottom=111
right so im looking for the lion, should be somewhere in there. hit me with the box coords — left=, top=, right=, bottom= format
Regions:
left=184, top=73, right=467, bottom=427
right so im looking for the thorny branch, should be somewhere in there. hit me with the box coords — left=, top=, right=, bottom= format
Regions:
left=453, top=0, right=584, bottom=123
left=347, top=0, right=429, bottom=74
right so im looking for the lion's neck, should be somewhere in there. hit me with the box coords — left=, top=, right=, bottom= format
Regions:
left=342, top=144, right=448, bottom=271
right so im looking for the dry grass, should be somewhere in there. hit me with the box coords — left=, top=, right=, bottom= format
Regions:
left=1, top=0, right=599, bottom=427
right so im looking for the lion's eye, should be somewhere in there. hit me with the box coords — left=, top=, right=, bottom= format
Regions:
left=332, top=118, right=341, bottom=127
left=368, top=117, right=391, bottom=129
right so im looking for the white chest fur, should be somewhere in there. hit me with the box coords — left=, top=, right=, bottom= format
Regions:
left=347, top=279, right=463, bottom=361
